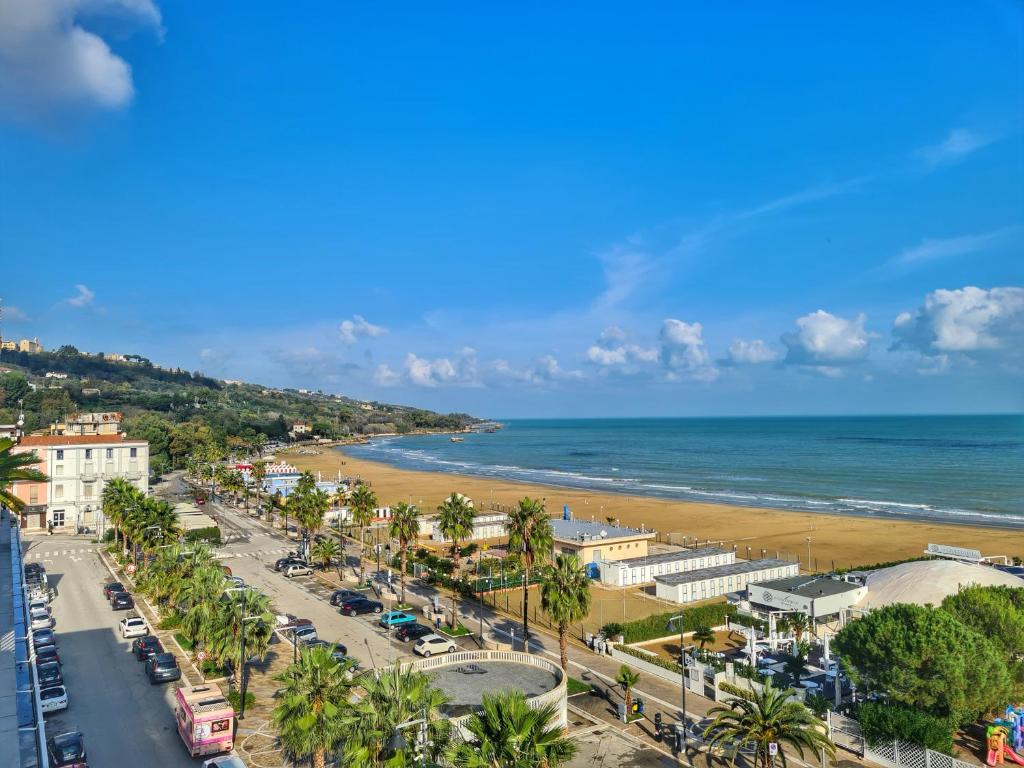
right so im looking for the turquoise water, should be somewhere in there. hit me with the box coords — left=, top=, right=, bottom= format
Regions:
left=343, top=415, right=1024, bottom=529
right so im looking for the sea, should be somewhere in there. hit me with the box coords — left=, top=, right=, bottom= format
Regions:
left=341, top=415, right=1024, bottom=529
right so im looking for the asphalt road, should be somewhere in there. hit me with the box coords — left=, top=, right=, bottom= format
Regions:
left=23, top=534, right=201, bottom=767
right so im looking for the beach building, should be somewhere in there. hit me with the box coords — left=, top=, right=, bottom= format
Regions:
left=598, top=546, right=734, bottom=587
left=856, top=559, right=1022, bottom=610
left=551, top=517, right=655, bottom=565
left=420, top=512, right=509, bottom=543
left=655, top=558, right=798, bottom=604
left=742, top=574, right=867, bottom=627
left=9, top=433, right=149, bottom=532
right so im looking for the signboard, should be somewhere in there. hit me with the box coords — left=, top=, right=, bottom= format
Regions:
left=925, top=544, right=982, bottom=562
left=769, top=743, right=778, bottom=756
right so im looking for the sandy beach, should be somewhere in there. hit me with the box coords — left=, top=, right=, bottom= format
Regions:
left=284, top=446, right=1024, bottom=571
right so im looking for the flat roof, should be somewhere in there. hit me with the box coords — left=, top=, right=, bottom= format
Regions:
left=654, top=558, right=794, bottom=586
left=551, top=518, right=653, bottom=542
left=428, top=661, right=559, bottom=718
left=18, top=434, right=145, bottom=446
left=750, top=574, right=862, bottom=598
left=606, top=547, right=729, bottom=569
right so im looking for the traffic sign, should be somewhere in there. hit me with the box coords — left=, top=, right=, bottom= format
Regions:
left=769, top=742, right=778, bottom=756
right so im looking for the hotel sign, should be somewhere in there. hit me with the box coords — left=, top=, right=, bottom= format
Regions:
left=756, top=587, right=812, bottom=614
left=925, top=544, right=982, bottom=562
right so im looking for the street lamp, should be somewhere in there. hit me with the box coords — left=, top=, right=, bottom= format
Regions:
left=386, top=709, right=430, bottom=764
left=666, top=615, right=690, bottom=757
left=806, top=537, right=812, bottom=572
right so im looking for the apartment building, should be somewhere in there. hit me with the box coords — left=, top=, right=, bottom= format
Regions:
left=10, top=434, right=149, bottom=532
left=48, top=411, right=123, bottom=436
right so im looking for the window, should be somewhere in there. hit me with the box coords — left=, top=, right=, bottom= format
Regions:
left=52, top=510, right=65, bottom=527
left=29, top=486, right=38, bottom=504
left=56, top=449, right=64, bottom=460
left=106, top=448, right=113, bottom=460
left=83, top=484, right=94, bottom=499
left=84, top=449, right=92, bottom=460
left=54, top=484, right=63, bottom=500
left=130, top=447, right=137, bottom=458
left=211, top=719, right=231, bottom=734
left=55, top=464, right=63, bottom=476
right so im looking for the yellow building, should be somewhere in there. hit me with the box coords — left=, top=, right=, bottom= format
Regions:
left=550, top=518, right=655, bottom=564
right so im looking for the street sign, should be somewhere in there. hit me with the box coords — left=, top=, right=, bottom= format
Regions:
left=197, top=650, right=208, bottom=661
left=769, top=742, right=778, bottom=756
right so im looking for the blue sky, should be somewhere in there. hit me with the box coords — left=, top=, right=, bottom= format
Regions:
left=1, top=1, right=1022, bottom=417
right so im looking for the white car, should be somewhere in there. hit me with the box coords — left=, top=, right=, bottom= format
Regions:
left=202, top=757, right=246, bottom=768
left=30, top=607, right=53, bottom=631
left=119, top=616, right=148, bottom=638
left=29, top=598, right=51, bottom=615
left=39, top=685, right=68, bottom=714
left=413, top=634, right=457, bottom=657
left=291, top=625, right=318, bottom=645
left=283, top=564, right=313, bottom=578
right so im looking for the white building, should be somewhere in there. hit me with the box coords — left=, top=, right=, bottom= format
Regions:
left=419, top=512, right=509, bottom=542
left=743, top=574, right=867, bottom=627
left=11, top=434, right=149, bottom=532
left=598, top=546, right=735, bottom=587
left=654, top=558, right=799, bottom=604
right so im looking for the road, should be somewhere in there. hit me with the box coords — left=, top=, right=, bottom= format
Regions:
left=23, top=534, right=200, bottom=767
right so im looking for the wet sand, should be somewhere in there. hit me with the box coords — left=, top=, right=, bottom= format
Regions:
left=284, top=447, right=1024, bottom=571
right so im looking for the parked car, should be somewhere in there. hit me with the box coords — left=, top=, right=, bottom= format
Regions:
left=30, top=607, right=53, bottom=631
left=145, top=652, right=182, bottom=684
left=290, top=625, right=318, bottom=645
left=379, top=611, right=417, bottom=628
left=275, top=613, right=313, bottom=631
left=413, top=634, right=457, bottom=657
left=339, top=597, right=383, bottom=616
left=329, top=589, right=364, bottom=606
left=33, top=628, right=55, bottom=649
left=226, top=575, right=245, bottom=587
left=37, top=660, right=63, bottom=687
left=305, top=639, right=348, bottom=658
left=25, top=562, right=45, bottom=577
left=202, top=756, right=246, bottom=768
left=102, top=582, right=124, bottom=599
left=274, top=556, right=308, bottom=572
left=40, top=685, right=69, bottom=714
left=29, top=598, right=51, bottom=615
left=47, top=730, right=87, bottom=767
left=119, top=616, right=148, bottom=639
left=283, top=563, right=313, bottom=578
left=110, top=592, right=134, bottom=610
left=395, top=623, right=434, bottom=643
left=131, top=635, right=164, bottom=661
left=35, top=644, right=61, bottom=667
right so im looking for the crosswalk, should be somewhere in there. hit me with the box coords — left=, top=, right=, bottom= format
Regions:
left=24, top=547, right=98, bottom=560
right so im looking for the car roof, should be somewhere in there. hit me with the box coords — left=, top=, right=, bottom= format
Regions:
left=418, top=634, right=447, bottom=642
left=153, top=652, right=176, bottom=663
left=52, top=731, right=82, bottom=745
left=41, top=685, right=66, bottom=696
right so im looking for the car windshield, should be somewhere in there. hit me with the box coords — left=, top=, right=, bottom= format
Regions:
left=154, top=653, right=176, bottom=667
left=41, top=687, right=64, bottom=700
left=53, top=736, right=84, bottom=759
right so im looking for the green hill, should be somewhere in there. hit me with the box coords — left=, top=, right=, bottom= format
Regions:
left=0, top=345, right=481, bottom=473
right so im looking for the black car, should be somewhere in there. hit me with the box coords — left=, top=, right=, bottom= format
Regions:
left=47, top=730, right=87, bottom=767
left=131, top=635, right=163, bottom=661
left=110, top=592, right=134, bottom=610
left=102, top=581, right=124, bottom=599
left=395, top=623, right=434, bottom=643
left=37, top=660, right=63, bottom=687
left=33, top=628, right=56, bottom=649
left=329, top=589, right=364, bottom=606
left=25, top=562, right=46, bottom=577
left=274, top=556, right=308, bottom=572
left=145, top=652, right=181, bottom=684
left=306, top=639, right=348, bottom=658
left=339, top=597, right=383, bottom=616
left=35, top=644, right=61, bottom=666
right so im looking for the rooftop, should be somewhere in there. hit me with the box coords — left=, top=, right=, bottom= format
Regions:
left=18, top=434, right=144, bottom=447
left=427, top=660, right=560, bottom=718
left=654, top=558, right=793, bottom=586
left=750, top=574, right=862, bottom=599
left=606, top=546, right=729, bottom=569
left=550, top=518, right=653, bottom=542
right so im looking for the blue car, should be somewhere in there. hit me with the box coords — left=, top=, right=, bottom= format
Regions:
left=379, top=611, right=417, bottom=628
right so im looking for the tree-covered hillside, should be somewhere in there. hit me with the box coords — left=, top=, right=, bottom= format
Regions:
left=0, top=346, right=481, bottom=473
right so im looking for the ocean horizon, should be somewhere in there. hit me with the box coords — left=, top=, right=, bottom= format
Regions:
left=342, top=414, right=1024, bottom=530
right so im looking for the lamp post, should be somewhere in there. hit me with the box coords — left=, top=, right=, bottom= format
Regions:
left=806, top=537, right=812, bottom=573
left=387, top=708, right=430, bottom=764
left=667, top=615, right=689, bottom=757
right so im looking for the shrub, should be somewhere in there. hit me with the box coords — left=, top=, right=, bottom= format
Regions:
left=718, top=682, right=756, bottom=701
left=157, top=613, right=182, bottom=630
left=102, top=529, right=115, bottom=542
left=185, top=526, right=222, bottom=545
left=603, top=602, right=737, bottom=644
left=602, top=622, right=624, bottom=638
left=856, top=702, right=954, bottom=755
left=226, top=691, right=256, bottom=711
left=614, top=644, right=682, bottom=674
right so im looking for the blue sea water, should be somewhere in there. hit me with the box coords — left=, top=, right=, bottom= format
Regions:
left=342, top=415, right=1024, bottom=529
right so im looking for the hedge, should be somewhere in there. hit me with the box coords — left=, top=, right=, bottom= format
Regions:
left=614, top=643, right=682, bottom=674
left=603, top=602, right=737, bottom=643
left=185, top=526, right=222, bottom=545
left=718, top=682, right=755, bottom=701
left=856, top=702, right=954, bottom=755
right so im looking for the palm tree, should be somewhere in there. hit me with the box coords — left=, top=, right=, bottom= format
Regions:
left=540, top=554, right=591, bottom=672
left=209, top=588, right=274, bottom=687
left=251, top=460, right=267, bottom=515
left=101, top=477, right=141, bottom=551
left=437, top=492, right=474, bottom=629
left=692, top=625, right=715, bottom=650
left=388, top=502, right=420, bottom=605
left=273, top=646, right=358, bottom=768
left=0, top=438, right=47, bottom=517
left=616, top=665, right=640, bottom=716
left=298, top=488, right=331, bottom=548
left=311, top=537, right=341, bottom=572
left=506, top=497, right=553, bottom=647
left=703, top=682, right=836, bottom=768
left=340, top=665, right=451, bottom=767
left=180, top=564, right=228, bottom=646
left=348, top=484, right=377, bottom=583
left=447, top=690, right=576, bottom=768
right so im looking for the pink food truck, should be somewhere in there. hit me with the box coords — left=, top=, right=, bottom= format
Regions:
left=174, top=685, right=235, bottom=757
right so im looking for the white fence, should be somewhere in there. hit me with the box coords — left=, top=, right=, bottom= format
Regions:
left=826, top=712, right=976, bottom=768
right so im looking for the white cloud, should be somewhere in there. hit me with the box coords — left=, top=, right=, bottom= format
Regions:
left=585, top=326, right=659, bottom=371
left=892, top=286, right=1024, bottom=364
left=403, top=347, right=480, bottom=388
left=593, top=244, right=658, bottom=311
left=0, top=0, right=162, bottom=120
left=894, top=227, right=1019, bottom=268
left=782, top=310, right=870, bottom=369
left=918, top=128, right=995, bottom=168
left=66, top=283, right=95, bottom=307
left=727, top=338, right=781, bottom=365
left=373, top=363, right=401, bottom=387
left=1, top=304, right=29, bottom=322
left=659, top=319, right=718, bottom=381
left=338, top=315, right=387, bottom=345
left=491, top=355, right=583, bottom=386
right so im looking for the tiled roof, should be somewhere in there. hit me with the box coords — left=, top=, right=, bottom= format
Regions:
left=18, top=434, right=145, bottom=446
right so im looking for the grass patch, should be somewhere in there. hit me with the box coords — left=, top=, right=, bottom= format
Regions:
left=158, top=613, right=182, bottom=631
left=567, top=677, right=594, bottom=696
left=437, top=623, right=471, bottom=637
left=201, top=660, right=225, bottom=678
left=226, top=691, right=255, bottom=711
left=173, top=632, right=194, bottom=651
left=392, top=603, right=413, bottom=611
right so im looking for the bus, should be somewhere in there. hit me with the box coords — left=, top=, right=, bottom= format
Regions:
left=174, top=685, right=234, bottom=757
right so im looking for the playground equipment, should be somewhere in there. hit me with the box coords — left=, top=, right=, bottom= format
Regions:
left=986, top=725, right=1024, bottom=767
left=1002, top=707, right=1024, bottom=753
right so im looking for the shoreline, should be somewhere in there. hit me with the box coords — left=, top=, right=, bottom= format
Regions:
left=282, top=446, right=1024, bottom=570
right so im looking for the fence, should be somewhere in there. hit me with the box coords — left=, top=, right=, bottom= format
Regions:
left=825, top=712, right=977, bottom=768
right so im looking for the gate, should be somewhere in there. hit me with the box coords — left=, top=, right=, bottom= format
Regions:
left=827, top=711, right=865, bottom=755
